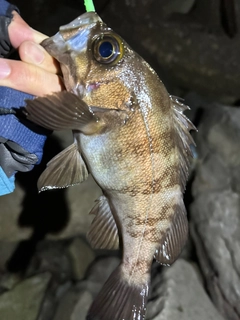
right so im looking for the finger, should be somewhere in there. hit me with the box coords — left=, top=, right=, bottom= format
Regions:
left=8, top=11, right=48, bottom=48
left=19, top=41, right=61, bottom=75
left=0, top=59, right=64, bottom=96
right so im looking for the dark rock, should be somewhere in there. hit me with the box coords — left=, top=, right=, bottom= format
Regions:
left=190, top=103, right=240, bottom=320
left=52, top=256, right=120, bottom=319
left=0, top=185, right=31, bottom=242
left=67, top=237, right=95, bottom=281
left=69, top=291, right=93, bottom=320
left=0, top=242, right=18, bottom=273
left=26, top=240, right=72, bottom=283
left=87, top=256, right=120, bottom=286
left=38, top=281, right=72, bottom=320
left=53, top=289, right=93, bottom=320
left=100, top=0, right=240, bottom=102
left=75, top=279, right=102, bottom=299
left=0, top=273, right=22, bottom=293
left=163, top=0, right=196, bottom=15
left=0, top=155, right=101, bottom=243
left=147, top=259, right=225, bottom=320
left=0, top=273, right=51, bottom=320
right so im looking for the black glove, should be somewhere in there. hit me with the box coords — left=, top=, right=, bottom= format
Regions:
left=0, top=1, right=20, bottom=57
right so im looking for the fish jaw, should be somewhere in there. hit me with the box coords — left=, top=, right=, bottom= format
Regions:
left=40, top=12, right=104, bottom=94
left=41, top=12, right=102, bottom=57
left=40, top=32, right=65, bottom=61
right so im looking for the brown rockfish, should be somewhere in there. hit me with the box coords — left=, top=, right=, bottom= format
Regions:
left=25, top=12, right=196, bottom=320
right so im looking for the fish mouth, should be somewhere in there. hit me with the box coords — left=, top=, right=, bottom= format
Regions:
left=41, top=12, right=102, bottom=58
left=40, top=33, right=65, bottom=60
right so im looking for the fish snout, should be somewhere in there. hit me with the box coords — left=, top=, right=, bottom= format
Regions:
left=59, top=12, right=102, bottom=41
left=40, top=33, right=66, bottom=59
left=40, top=12, right=103, bottom=60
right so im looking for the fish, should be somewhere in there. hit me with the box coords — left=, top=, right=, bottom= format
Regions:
left=25, top=11, right=196, bottom=320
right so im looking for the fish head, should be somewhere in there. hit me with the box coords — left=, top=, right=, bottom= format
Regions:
left=41, top=12, right=136, bottom=107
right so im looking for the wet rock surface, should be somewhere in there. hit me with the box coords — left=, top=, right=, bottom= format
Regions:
left=190, top=104, right=240, bottom=320
left=0, top=272, right=51, bottom=320
left=147, top=259, right=225, bottom=320
left=0, top=1, right=239, bottom=319
left=53, top=290, right=93, bottom=320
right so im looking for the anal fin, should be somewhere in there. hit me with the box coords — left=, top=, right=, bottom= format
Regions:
left=155, top=200, right=188, bottom=266
left=87, top=196, right=119, bottom=250
left=38, top=142, right=88, bottom=191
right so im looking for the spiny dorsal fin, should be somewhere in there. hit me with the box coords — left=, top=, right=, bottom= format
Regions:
left=170, top=95, right=196, bottom=191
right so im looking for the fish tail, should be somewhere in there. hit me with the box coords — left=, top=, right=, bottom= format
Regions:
left=87, top=265, right=149, bottom=320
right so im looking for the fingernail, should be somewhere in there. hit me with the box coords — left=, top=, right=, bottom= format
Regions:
left=0, top=60, right=11, bottom=79
left=25, top=42, right=45, bottom=64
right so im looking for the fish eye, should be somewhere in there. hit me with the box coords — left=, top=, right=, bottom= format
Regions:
left=93, top=34, right=123, bottom=65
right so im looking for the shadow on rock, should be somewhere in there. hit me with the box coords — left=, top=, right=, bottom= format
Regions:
left=7, top=135, right=70, bottom=273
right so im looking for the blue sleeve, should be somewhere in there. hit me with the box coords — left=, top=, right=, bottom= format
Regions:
left=0, top=166, right=14, bottom=196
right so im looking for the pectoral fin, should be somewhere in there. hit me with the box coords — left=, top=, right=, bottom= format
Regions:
left=87, top=196, right=119, bottom=250
left=38, top=142, right=88, bottom=191
left=155, top=200, right=188, bottom=266
left=25, top=91, right=105, bottom=135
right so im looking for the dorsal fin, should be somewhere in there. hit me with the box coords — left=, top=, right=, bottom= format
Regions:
left=170, top=96, right=196, bottom=191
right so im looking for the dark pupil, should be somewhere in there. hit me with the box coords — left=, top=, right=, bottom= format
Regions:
left=99, top=41, right=113, bottom=58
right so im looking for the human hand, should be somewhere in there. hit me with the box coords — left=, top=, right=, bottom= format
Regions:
left=0, top=11, right=64, bottom=96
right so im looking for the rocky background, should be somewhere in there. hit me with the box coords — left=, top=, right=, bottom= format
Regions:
left=0, top=0, right=239, bottom=319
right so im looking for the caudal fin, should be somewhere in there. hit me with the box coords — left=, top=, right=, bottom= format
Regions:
left=87, top=266, right=149, bottom=320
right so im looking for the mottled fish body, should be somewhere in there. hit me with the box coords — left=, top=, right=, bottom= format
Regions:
left=25, top=12, right=196, bottom=320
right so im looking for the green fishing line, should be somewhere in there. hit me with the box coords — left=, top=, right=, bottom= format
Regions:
left=84, top=0, right=95, bottom=12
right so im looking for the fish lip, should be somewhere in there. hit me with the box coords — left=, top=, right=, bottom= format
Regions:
left=40, top=33, right=65, bottom=58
